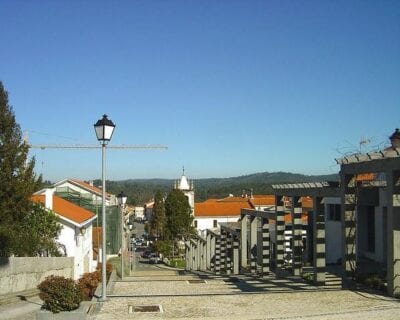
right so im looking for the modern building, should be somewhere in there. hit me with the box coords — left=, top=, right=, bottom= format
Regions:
left=186, top=129, right=400, bottom=297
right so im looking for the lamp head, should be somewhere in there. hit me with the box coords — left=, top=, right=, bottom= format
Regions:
left=94, top=114, right=115, bottom=143
left=117, top=191, right=128, bottom=207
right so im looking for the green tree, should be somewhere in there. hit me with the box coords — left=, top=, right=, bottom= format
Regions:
left=0, top=81, right=53, bottom=256
left=15, top=203, right=62, bottom=256
left=149, top=191, right=166, bottom=239
left=164, top=189, right=194, bottom=240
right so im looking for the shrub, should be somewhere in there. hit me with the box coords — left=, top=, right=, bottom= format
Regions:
left=38, top=276, right=82, bottom=313
left=301, top=272, right=313, bottom=283
left=78, top=271, right=100, bottom=300
left=96, top=262, right=113, bottom=280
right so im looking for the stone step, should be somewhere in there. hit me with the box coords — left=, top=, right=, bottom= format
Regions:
left=0, top=288, right=39, bottom=306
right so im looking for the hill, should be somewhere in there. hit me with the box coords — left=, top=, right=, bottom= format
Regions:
left=94, top=171, right=338, bottom=206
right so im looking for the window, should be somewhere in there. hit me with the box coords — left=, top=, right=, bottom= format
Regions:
left=367, top=206, right=375, bottom=253
left=213, top=220, right=218, bottom=228
left=328, top=204, right=341, bottom=221
left=194, top=220, right=198, bottom=228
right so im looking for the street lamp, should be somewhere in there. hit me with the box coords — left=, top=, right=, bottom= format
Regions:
left=94, top=114, right=115, bottom=302
left=117, top=191, right=127, bottom=280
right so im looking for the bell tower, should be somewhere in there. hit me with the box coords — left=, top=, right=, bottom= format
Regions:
left=175, top=166, right=195, bottom=215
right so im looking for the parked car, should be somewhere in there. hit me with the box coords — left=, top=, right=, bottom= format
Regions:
left=142, top=250, right=152, bottom=258
left=149, top=253, right=161, bottom=264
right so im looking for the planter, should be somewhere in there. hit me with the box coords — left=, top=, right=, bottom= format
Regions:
left=36, top=301, right=92, bottom=320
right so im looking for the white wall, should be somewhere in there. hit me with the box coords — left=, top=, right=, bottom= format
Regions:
left=134, top=206, right=145, bottom=219
left=324, top=197, right=342, bottom=264
left=195, top=216, right=239, bottom=232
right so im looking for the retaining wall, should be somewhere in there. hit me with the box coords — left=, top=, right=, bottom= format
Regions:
left=0, top=257, right=74, bottom=295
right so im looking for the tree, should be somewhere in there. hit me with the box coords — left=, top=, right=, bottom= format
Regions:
left=0, top=81, right=53, bottom=256
left=14, top=203, right=62, bottom=256
left=149, top=191, right=166, bottom=239
left=164, top=189, right=194, bottom=240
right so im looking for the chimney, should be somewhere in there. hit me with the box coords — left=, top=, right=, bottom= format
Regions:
left=44, top=188, right=54, bottom=209
left=389, top=128, right=400, bottom=149
left=89, top=180, right=94, bottom=186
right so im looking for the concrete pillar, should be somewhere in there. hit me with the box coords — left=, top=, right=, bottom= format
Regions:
left=276, top=196, right=285, bottom=271
left=206, top=233, right=211, bottom=270
left=215, top=235, right=221, bottom=274
left=250, top=217, right=258, bottom=274
left=313, top=196, right=326, bottom=285
left=291, top=196, right=303, bottom=276
left=226, top=233, right=232, bottom=275
left=185, top=242, right=190, bottom=271
left=233, top=236, right=240, bottom=275
left=241, top=215, right=248, bottom=269
left=198, top=241, right=203, bottom=271
left=211, top=235, right=216, bottom=271
left=220, top=230, right=227, bottom=274
left=386, top=170, right=400, bottom=297
left=341, top=173, right=357, bottom=278
left=261, top=217, right=270, bottom=277
left=192, top=242, right=198, bottom=271
left=203, top=241, right=207, bottom=270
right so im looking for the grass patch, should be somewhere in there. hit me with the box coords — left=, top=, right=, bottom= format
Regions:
left=168, top=258, right=186, bottom=268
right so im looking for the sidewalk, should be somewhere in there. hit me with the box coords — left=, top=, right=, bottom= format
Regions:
left=93, top=269, right=400, bottom=320
left=0, top=295, right=41, bottom=320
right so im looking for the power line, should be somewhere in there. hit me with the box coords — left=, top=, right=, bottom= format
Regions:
left=29, top=144, right=168, bottom=150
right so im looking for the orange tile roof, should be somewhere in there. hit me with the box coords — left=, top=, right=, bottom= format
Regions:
left=31, top=194, right=96, bottom=225
left=70, top=179, right=111, bottom=197
left=356, top=173, right=376, bottom=182
left=300, top=196, right=313, bottom=208
left=268, top=213, right=308, bottom=224
left=195, top=201, right=253, bottom=217
left=218, top=196, right=250, bottom=202
left=250, top=195, right=275, bottom=206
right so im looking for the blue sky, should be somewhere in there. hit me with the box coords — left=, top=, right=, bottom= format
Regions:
left=1, top=1, right=399, bottom=181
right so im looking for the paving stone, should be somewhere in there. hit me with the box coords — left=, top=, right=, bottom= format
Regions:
left=94, top=269, right=400, bottom=320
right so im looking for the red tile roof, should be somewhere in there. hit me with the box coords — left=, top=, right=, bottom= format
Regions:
left=300, top=196, right=313, bottom=208
left=269, top=213, right=308, bottom=224
left=31, top=194, right=96, bottom=225
left=250, top=195, right=275, bottom=206
left=218, top=196, right=250, bottom=202
left=195, top=201, right=253, bottom=217
left=356, top=173, right=376, bottom=182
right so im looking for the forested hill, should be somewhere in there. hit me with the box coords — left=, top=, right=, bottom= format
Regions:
left=95, top=172, right=338, bottom=206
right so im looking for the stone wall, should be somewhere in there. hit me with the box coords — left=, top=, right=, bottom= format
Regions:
left=0, top=257, right=74, bottom=295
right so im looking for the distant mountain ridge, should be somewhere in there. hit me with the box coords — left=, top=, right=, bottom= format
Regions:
left=98, top=171, right=338, bottom=205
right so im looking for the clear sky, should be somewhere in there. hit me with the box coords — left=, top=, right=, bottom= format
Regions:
left=0, top=1, right=399, bottom=181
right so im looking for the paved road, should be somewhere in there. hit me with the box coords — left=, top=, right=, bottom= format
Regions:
left=128, top=221, right=166, bottom=274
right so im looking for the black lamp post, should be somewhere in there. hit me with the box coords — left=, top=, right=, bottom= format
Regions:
left=94, top=114, right=115, bottom=301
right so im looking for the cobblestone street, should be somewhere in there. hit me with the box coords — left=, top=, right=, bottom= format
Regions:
left=94, top=268, right=400, bottom=320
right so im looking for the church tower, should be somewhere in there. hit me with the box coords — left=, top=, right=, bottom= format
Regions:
left=174, top=167, right=194, bottom=216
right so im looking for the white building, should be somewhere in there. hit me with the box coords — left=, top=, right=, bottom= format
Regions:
left=133, top=206, right=145, bottom=221
left=174, top=169, right=195, bottom=215
left=32, top=189, right=97, bottom=279
left=144, top=200, right=154, bottom=221
left=52, top=178, right=118, bottom=206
